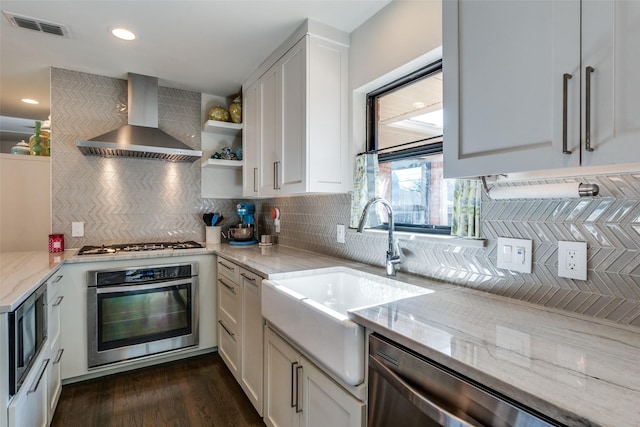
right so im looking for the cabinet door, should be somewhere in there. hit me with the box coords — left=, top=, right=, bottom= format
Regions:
left=240, top=269, right=264, bottom=415
left=47, top=278, right=64, bottom=423
left=47, top=340, right=64, bottom=423
left=280, top=37, right=307, bottom=194
left=307, top=35, right=349, bottom=193
left=264, top=327, right=300, bottom=427
left=8, top=358, right=49, bottom=427
left=218, top=269, right=241, bottom=378
left=243, top=82, right=260, bottom=196
left=582, top=0, right=640, bottom=167
left=300, top=356, right=365, bottom=427
left=259, top=66, right=280, bottom=196
left=443, top=0, right=581, bottom=178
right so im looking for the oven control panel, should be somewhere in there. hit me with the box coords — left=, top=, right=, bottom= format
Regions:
left=90, top=263, right=195, bottom=286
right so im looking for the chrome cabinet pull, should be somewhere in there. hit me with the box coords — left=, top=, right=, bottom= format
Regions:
left=218, top=320, right=235, bottom=338
left=562, top=73, right=572, bottom=154
left=273, top=162, right=279, bottom=190
left=219, top=262, right=235, bottom=272
left=52, top=275, right=63, bottom=283
left=241, top=273, right=257, bottom=285
left=253, top=167, right=258, bottom=193
left=28, top=359, right=50, bottom=394
left=218, top=279, right=236, bottom=294
left=291, top=362, right=298, bottom=408
left=369, top=355, right=481, bottom=426
left=585, top=66, right=595, bottom=152
left=54, top=348, right=65, bottom=364
left=53, top=296, right=64, bottom=307
left=295, top=365, right=303, bottom=413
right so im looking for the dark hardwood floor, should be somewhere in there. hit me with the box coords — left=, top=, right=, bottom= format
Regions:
left=51, top=352, right=265, bottom=427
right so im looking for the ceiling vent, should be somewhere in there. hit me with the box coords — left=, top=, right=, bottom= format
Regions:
left=2, top=11, right=70, bottom=38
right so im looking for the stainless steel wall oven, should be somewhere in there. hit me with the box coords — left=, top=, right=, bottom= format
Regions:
left=87, top=262, right=199, bottom=368
left=8, top=282, right=48, bottom=395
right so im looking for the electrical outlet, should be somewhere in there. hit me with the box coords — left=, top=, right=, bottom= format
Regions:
left=336, top=224, right=346, bottom=244
left=71, top=221, right=84, bottom=237
left=567, top=250, right=578, bottom=270
left=558, top=241, right=587, bottom=280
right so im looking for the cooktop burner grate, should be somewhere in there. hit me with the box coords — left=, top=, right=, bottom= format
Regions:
left=77, top=241, right=203, bottom=255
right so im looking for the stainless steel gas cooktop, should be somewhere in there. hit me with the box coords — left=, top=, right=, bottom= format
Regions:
left=77, top=241, right=203, bottom=255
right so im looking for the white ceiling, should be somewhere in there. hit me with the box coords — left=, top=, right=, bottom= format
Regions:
left=0, top=0, right=391, bottom=124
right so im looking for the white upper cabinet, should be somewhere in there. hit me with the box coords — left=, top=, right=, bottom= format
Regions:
left=581, top=1, right=640, bottom=167
left=242, top=81, right=260, bottom=196
left=242, top=20, right=349, bottom=196
left=443, top=0, right=640, bottom=178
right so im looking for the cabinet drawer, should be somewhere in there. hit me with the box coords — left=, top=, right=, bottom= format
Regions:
left=218, top=319, right=240, bottom=377
left=48, top=291, right=64, bottom=347
left=47, top=273, right=64, bottom=300
left=47, top=336, right=64, bottom=422
left=218, top=259, right=240, bottom=283
left=218, top=276, right=240, bottom=329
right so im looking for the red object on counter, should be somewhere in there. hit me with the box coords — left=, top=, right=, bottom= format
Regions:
left=49, top=234, right=64, bottom=253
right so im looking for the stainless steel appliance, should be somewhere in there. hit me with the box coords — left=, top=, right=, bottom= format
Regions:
left=76, top=73, right=202, bottom=162
left=77, top=240, right=203, bottom=256
left=8, top=282, right=48, bottom=395
left=87, top=262, right=199, bottom=368
left=368, top=334, right=562, bottom=427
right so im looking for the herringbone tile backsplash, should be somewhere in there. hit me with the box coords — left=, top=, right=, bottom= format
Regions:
left=259, top=176, right=640, bottom=328
left=50, top=68, right=242, bottom=247
left=51, top=68, right=640, bottom=327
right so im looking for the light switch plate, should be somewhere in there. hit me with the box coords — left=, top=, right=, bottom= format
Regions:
left=558, top=241, right=587, bottom=280
left=336, top=224, right=346, bottom=244
left=497, top=237, right=532, bottom=273
left=71, top=221, right=84, bottom=237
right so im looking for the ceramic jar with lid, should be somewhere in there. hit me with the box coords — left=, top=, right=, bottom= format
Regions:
left=10, top=140, right=30, bottom=155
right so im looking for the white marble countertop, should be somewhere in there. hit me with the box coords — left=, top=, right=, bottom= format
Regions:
left=0, top=251, right=66, bottom=312
left=2, top=244, right=639, bottom=426
left=350, top=287, right=640, bottom=427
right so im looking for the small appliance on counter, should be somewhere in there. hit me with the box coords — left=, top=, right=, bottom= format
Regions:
left=228, top=202, right=257, bottom=246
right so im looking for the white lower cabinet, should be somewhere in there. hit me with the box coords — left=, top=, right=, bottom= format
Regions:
left=264, top=326, right=365, bottom=427
left=46, top=272, right=65, bottom=424
left=8, top=356, right=49, bottom=427
left=216, top=258, right=264, bottom=416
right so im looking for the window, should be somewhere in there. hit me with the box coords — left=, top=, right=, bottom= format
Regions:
left=366, top=60, right=453, bottom=234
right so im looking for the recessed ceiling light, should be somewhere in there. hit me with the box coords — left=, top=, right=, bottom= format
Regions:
left=111, top=27, right=135, bottom=41
left=21, top=98, right=39, bottom=105
left=413, top=101, right=426, bottom=109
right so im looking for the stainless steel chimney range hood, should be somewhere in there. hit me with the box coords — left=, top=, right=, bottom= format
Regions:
left=77, top=73, right=202, bottom=162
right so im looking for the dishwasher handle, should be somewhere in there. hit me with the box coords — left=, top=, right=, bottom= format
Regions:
left=369, top=355, right=482, bottom=427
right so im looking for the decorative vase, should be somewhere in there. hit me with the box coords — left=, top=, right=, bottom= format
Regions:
left=29, top=121, right=50, bottom=156
left=10, top=140, right=31, bottom=155
left=208, top=106, right=230, bottom=122
left=229, top=96, right=242, bottom=124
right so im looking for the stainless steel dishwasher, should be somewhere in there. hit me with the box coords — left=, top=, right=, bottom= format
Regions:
left=368, top=334, right=564, bottom=427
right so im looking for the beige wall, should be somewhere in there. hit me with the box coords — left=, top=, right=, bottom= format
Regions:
left=349, top=0, right=442, bottom=92
left=0, top=154, right=51, bottom=252
left=348, top=0, right=443, bottom=179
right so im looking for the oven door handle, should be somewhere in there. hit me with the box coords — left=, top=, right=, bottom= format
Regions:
left=94, top=278, right=193, bottom=294
left=369, top=355, right=482, bottom=427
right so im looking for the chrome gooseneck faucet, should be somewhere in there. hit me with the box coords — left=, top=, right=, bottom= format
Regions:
left=356, top=197, right=401, bottom=276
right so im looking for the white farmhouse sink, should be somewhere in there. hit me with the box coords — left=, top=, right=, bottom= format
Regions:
left=262, top=266, right=432, bottom=385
